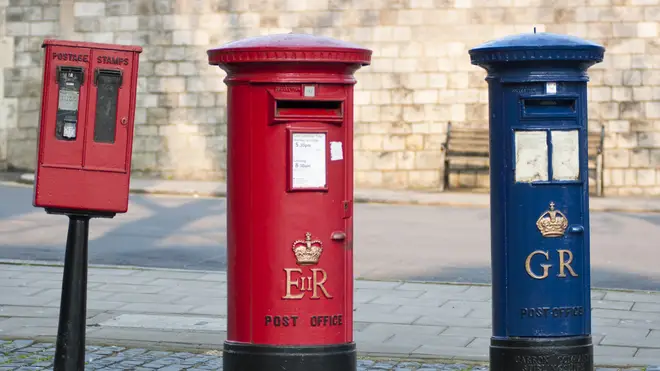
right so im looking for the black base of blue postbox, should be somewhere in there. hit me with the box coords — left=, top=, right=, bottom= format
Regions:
left=223, top=341, right=356, bottom=371
left=490, top=336, right=593, bottom=371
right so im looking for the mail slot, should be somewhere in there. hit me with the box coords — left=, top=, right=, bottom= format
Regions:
left=275, top=99, right=344, bottom=119
left=521, top=97, right=577, bottom=118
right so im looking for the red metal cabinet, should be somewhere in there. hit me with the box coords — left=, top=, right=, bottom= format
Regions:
left=34, top=40, right=142, bottom=214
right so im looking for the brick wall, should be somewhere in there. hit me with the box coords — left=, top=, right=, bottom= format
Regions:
left=3, top=0, right=660, bottom=196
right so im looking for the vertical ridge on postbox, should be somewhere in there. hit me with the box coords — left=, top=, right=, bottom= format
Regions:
left=470, top=32, right=604, bottom=371
left=34, top=40, right=142, bottom=214
left=208, top=34, right=371, bottom=371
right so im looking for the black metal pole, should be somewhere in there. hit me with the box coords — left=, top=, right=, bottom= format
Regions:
left=54, top=214, right=90, bottom=371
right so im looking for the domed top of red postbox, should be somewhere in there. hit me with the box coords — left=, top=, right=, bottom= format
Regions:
left=207, top=33, right=372, bottom=66
left=469, top=32, right=604, bottom=68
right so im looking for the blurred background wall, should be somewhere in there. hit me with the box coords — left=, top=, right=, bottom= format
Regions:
left=0, top=0, right=657, bottom=196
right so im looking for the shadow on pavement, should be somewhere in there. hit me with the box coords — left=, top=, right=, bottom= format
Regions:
left=86, top=195, right=228, bottom=270
left=0, top=188, right=228, bottom=270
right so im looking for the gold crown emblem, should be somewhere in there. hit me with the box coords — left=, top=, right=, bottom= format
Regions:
left=536, top=202, right=568, bottom=238
left=292, top=232, right=323, bottom=266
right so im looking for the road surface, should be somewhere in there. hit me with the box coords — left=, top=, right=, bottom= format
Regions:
left=0, top=183, right=658, bottom=291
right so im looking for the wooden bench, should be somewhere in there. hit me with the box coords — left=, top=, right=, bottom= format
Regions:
left=441, top=123, right=605, bottom=196
left=442, top=123, right=490, bottom=191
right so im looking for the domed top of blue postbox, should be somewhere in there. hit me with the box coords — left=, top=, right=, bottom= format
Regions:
left=469, top=32, right=604, bottom=67
left=207, top=33, right=372, bottom=66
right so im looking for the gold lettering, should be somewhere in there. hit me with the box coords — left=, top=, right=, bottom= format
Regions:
left=282, top=268, right=305, bottom=299
left=525, top=250, right=552, bottom=280
left=310, top=268, right=332, bottom=299
left=557, top=249, right=578, bottom=277
left=282, top=268, right=332, bottom=300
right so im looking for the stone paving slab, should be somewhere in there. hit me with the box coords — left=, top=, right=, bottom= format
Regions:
left=0, top=263, right=660, bottom=368
left=13, top=172, right=660, bottom=213
left=0, top=339, right=653, bottom=371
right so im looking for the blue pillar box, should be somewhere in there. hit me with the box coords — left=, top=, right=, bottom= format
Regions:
left=469, top=32, right=605, bottom=371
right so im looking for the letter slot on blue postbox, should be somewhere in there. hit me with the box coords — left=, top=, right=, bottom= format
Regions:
left=469, top=33, right=605, bottom=371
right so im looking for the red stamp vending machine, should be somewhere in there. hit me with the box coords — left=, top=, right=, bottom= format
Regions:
left=35, top=40, right=142, bottom=214
left=33, top=39, right=142, bottom=371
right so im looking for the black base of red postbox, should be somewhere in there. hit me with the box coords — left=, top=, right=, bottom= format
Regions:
left=490, top=336, right=593, bottom=371
left=223, top=342, right=356, bottom=371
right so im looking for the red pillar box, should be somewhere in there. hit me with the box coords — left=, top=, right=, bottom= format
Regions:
left=207, top=34, right=371, bottom=371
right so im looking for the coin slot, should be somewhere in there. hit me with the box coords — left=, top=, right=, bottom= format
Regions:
left=55, top=66, right=84, bottom=141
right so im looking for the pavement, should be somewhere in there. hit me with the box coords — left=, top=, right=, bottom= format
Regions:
left=4, top=171, right=660, bottom=369
left=0, top=342, right=652, bottom=371
left=11, top=172, right=660, bottom=213
left=5, top=173, right=660, bottom=291
left=0, top=262, right=659, bottom=369
left=0, top=341, right=495, bottom=371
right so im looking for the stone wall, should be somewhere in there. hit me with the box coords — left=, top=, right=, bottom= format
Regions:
left=3, top=0, right=60, bottom=172
left=2, top=0, right=660, bottom=196
left=0, top=0, right=21, bottom=171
